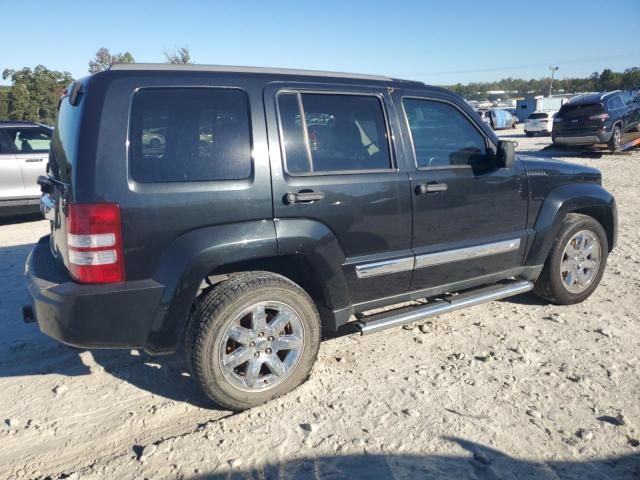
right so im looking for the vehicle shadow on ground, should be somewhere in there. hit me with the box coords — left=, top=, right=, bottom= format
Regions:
left=500, top=291, right=548, bottom=306
left=0, top=213, right=43, bottom=227
left=91, top=349, right=216, bottom=409
left=188, top=438, right=640, bottom=479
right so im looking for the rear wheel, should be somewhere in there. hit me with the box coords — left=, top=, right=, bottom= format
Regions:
left=533, top=214, right=608, bottom=305
left=186, top=272, right=321, bottom=411
left=608, top=125, right=621, bottom=151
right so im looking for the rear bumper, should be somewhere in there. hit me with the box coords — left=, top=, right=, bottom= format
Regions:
left=553, top=131, right=612, bottom=145
left=524, top=122, right=553, bottom=133
left=25, top=235, right=165, bottom=350
left=525, top=125, right=552, bottom=133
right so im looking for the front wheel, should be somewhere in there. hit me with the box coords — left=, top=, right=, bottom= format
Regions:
left=533, top=214, right=608, bottom=305
left=186, top=272, right=321, bottom=411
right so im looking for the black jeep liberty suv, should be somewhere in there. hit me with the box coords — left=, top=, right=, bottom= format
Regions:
left=25, top=65, right=617, bottom=411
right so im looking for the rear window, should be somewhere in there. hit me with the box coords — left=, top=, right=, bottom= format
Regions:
left=277, top=92, right=392, bottom=174
left=528, top=113, right=549, bottom=120
left=50, top=87, right=84, bottom=182
left=130, top=88, right=252, bottom=183
left=559, top=103, right=603, bottom=119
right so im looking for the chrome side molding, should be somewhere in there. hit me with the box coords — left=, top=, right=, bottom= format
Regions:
left=355, top=238, right=522, bottom=279
left=355, top=257, right=414, bottom=279
left=415, top=238, right=520, bottom=269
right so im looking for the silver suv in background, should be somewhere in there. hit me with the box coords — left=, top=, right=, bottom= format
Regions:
left=0, top=121, right=52, bottom=218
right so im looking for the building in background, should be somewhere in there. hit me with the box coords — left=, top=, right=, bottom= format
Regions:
left=515, top=95, right=573, bottom=122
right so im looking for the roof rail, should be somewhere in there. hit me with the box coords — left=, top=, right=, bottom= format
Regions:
left=109, top=63, right=395, bottom=82
left=601, top=90, right=621, bottom=99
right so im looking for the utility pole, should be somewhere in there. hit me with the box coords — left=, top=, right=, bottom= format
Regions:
left=548, top=66, right=559, bottom=97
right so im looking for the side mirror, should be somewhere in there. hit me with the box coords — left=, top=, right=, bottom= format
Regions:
left=497, top=140, right=517, bottom=169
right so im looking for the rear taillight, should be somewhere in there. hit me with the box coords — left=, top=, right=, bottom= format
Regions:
left=588, top=113, right=609, bottom=121
left=67, top=203, right=125, bottom=284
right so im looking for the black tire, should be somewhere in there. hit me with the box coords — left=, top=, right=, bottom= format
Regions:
left=533, top=213, right=608, bottom=305
left=186, top=272, right=321, bottom=411
left=525, top=132, right=534, bottom=137
left=608, top=124, right=621, bottom=151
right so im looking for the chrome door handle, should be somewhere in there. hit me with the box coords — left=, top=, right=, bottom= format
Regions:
left=416, top=183, right=448, bottom=195
left=285, top=191, right=325, bottom=204
left=25, top=158, right=44, bottom=163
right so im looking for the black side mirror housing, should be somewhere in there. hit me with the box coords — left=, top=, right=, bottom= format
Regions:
left=497, top=140, right=517, bottom=169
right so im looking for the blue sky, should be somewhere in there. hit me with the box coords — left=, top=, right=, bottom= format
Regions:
left=1, top=0, right=639, bottom=86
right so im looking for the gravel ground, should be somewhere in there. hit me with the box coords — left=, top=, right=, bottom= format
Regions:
left=1, top=125, right=639, bottom=479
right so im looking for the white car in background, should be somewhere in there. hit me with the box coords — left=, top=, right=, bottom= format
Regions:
left=0, top=121, right=52, bottom=218
left=524, top=111, right=557, bottom=136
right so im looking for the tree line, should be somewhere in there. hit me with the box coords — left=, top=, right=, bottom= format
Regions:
left=1, top=46, right=192, bottom=126
left=1, top=52, right=638, bottom=127
left=447, top=67, right=640, bottom=100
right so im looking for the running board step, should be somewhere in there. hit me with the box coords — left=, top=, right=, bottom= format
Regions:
left=355, top=280, right=533, bottom=335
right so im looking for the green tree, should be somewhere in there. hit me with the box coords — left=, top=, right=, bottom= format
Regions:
left=622, top=67, right=640, bottom=88
left=163, top=46, right=192, bottom=64
left=88, top=47, right=135, bottom=73
left=598, top=69, right=622, bottom=91
left=443, top=66, right=639, bottom=100
left=2, top=65, right=73, bottom=125
left=0, top=87, right=9, bottom=119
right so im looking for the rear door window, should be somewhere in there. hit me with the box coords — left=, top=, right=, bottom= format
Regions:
left=403, top=98, right=490, bottom=169
left=607, top=95, right=625, bottom=111
left=2, top=127, right=51, bottom=153
left=130, top=88, right=252, bottom=183
left=277, top=92, right=392, bottom=174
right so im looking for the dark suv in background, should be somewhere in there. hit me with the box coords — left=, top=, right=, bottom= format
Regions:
left=552, top=90, right=640, bottom=150
left=25, top=65, right=617, bottom=411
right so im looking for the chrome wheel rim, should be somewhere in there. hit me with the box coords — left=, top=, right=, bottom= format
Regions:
left=218, top=301, right=305, bottom=392
left=560, top=230, right=601, bottom=294
left=613, top=128, right=621, bottom=147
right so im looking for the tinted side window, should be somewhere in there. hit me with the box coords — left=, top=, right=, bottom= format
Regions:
left=277, top=92, right=392, bottom=174
left=607, top=95, right=624, bottom=111
left=277, top=93, right=311, bottom=174
left=403, top=99, right=489, bottom=169
left=4, top=127, right=51, bottom=153
left=0, top=130, right=16, bottom=154
left=130, top=88, right=252, bottom=183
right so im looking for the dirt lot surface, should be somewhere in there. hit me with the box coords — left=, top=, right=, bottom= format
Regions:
left=1, top=125, right=639, bottom=479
